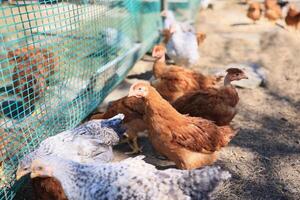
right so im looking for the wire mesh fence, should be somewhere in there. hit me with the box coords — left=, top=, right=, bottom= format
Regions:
left=0, top=0, right=200, bottom=199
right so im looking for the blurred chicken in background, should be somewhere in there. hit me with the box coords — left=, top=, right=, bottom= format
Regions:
left=247, top=2, right=263, bottom=24
left=161, top=10, right=195, bottom=32
left=285, top=4, right=300, bottom=29
left=200, top=0, right=214, bottom=10
left=166, top=24, right=200, bottom=67
left=0, top=46, right=57, bottom=120
left=264, top=0, right=283, bottom=23
left=6, top=46, right=57, bottom=103
left=85, top=28, right=132, bottom=64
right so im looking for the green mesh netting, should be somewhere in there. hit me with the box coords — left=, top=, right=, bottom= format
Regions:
left=168, top=0, right=200, bottom=22
left=0, top=0, right=201, bottom=199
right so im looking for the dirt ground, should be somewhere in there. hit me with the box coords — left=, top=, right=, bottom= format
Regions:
left=101, top=0, right=300, bottom=199
left=15, top=0, right=300, bottom=199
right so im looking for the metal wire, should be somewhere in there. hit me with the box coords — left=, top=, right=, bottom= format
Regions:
left=0, top=0, right=200, bottom=199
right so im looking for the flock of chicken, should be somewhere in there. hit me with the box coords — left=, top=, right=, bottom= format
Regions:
left=15, top=8, right=250, bottom=200
left=246, top=0, right=300, bottom=29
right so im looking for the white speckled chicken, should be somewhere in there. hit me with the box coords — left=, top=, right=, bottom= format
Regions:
left=16, top=114, right=126, bottom=180
left=166, top=24, right=200, bottom=67
left=30, top=155, right=231, bottom=200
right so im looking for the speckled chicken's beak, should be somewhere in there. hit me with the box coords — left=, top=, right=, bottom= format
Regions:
left=16, top=170, right=23, bottom=181
left=16, top=167, right=29, bottom=181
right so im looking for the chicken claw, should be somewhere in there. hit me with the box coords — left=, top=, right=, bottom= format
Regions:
left=124, top=133, right=142, bottom=155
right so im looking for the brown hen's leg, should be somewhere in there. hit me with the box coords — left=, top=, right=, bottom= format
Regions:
left=124, top=132, right=142, bottom=155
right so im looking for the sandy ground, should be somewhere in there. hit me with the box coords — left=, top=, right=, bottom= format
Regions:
left=100, top=0, right=300, bottom=199
left=15, top=0, right=300, bottom=199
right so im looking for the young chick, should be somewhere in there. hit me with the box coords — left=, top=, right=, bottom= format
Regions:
left=166, top=24, right=200, bottom=67
left=152, top=45, right=221, bottom=102
left=85, top=28, right=132, bottom=63
left=30, top=155, right=231, bottom=200
left=90, top=96, right=147, bottom=154
left=128, top=82, right=236, bottom=169
left=285, top=5, right=300, bottom=29
left=173, top=68, right=248, bottom=126
left=247, top=2, right=263, bottom=24
left=16, top=114, right=126, bottom=180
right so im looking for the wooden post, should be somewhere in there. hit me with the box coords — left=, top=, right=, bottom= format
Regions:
left=161, top=0, right=168, bottom=11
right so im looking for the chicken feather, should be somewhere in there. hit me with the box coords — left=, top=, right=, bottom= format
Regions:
left=29, top=155, right=231, bottom=200
left=128, top=82, right=236, bottom=169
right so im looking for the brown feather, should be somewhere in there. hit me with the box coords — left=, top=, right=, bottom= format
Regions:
left=153, top=67, right=220, bottom=102
left=151, top=45, right=220, bottom=103
left=173, top=85, right=239, bottom=125
left=89, top=96, right=147, bottom=151
left=285, top=5, right=300, bottom=29
left=247, top=2, right=262, bottom=23
left=32, top=177, right=68, bottom=200
left=140, top=85, right=235, bottom=169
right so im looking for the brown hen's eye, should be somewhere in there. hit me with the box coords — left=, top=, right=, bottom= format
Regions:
left=37, top=166, right=43, bottom=170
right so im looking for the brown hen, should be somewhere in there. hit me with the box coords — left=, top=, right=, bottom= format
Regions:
left=264, top=0, right=282, bottom=22
left=90, top=96, right=146, bottom=154
left=285, top=5, right=300, bottom=29
left=151, top=45, right=221, bottom=102
left=173, top=68, right=248, bottom=126
left=247, top=2, right=263, bottom=24
left=7, top=46, right=57, bottom=104
left=128, top=82, right=236, bottom=170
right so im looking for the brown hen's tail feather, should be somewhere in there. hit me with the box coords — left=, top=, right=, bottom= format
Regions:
left=217, top=125, right=238, bottom=148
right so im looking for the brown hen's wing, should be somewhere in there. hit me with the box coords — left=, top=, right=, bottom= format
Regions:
left=173, top=88, right=222, bottom=116
left=90, top=96, right=144, bottom=122
left=153, top=69, right=201, bottom=101
left=216, top=125, right=237, bottom=148
left=171, top=117, right=222, bottom=152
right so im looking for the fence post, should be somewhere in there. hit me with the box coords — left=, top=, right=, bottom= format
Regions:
left=161, top=0, right=168, bottom=11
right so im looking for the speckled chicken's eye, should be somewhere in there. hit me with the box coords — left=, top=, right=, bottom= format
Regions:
left=37, top=166, right=43, bottom=170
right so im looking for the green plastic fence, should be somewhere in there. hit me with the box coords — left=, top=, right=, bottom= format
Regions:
left=0, top=0, right=201, bottom=199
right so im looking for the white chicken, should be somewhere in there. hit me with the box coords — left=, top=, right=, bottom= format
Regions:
left=166, top=24, right=200, bottom=67
left=161, top=10, right=195, bottom=33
